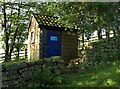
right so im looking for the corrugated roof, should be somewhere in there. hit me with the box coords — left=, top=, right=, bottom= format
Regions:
left=33, top=13, right=79, bottom=30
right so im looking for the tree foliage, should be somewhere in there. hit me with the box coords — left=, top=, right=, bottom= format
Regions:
left=36, top=2, right=118, bottom=40
left=0, top=2, right=119, bottom=62
left=0, top=2, right=36, bottom=62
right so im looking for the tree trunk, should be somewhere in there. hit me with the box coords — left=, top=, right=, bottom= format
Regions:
left=113, top=30, right=116, bottom=37
left=9, top=26, right=19, bottom=59
left=4, top=32, right=10, bottom=62
left=82, top=28, right=84, bottom=50
left=98, top=28, right=102, bottom=40
left=3, top=3, right=10, bottom=62
left=25, top=48, right=27, bottom=58
left=17, top=45, right=20, bottom=60
left=9, top=4, right=20, bottom=60
left=115, top=26, right=119, bottom=36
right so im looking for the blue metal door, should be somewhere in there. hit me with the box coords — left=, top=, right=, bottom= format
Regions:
left=46, top=30, right=61, bottom=58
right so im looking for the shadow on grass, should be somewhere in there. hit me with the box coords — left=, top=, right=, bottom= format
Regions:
left=61, top=61, right=119, bottom=87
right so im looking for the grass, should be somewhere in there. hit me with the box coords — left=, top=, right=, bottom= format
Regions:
left=60, top=60, right=120, bottom=88
left=2, top=57, right=119, bottom=88
left=2, top=57, right=28, bottom=65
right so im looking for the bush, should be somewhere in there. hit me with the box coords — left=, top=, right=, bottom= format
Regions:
left=20, top=56, right=64, bottom=88
left=85, top=35, right=120, bottom=64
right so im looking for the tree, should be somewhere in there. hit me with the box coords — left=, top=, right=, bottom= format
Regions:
left=0, top=2, right=36, bottom=62
left=41, top=2, right=118, bottom=47
left=0, top=2, right=118, bottom=62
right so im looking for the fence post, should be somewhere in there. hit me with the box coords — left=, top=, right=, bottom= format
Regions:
left=25, top=49, right=27, bottom=58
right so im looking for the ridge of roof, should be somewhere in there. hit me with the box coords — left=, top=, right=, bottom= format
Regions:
left=32, top=13, right=58, bottom=19
left=32, top=13, right=79, bottom=30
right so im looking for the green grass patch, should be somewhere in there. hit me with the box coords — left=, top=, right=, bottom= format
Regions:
left=61, top=61, right=120, bottom=87
left=2, top=57, right=28, bottom=65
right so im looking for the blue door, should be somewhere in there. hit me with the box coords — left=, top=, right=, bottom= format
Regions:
left=46, top=30, right=61, bottom=58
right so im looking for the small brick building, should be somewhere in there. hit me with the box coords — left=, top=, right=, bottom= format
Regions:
left=28, top=13, right=78, bottom=61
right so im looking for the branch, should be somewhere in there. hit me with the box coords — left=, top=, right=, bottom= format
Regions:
left=9, top=3, right=21, bottom=59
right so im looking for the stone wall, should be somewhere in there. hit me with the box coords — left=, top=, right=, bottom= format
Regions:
left=28, top=15, right=41, bottom=61
left=2, top=60, right=42, bottom=88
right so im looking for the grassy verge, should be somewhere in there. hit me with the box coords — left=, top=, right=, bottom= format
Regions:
left=60, top=61, right=120, bottom=87
left=2, top=57, right=28, bottom=65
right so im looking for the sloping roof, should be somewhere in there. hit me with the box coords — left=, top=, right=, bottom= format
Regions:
left=33, top=13, right=79, bottom=30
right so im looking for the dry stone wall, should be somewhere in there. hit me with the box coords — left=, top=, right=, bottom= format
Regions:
left=2, top=60, right=42, bottom=88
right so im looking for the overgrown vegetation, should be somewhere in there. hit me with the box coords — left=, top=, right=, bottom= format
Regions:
left=61, top=35, right=120, bottom=88
left=18, top=59, right=119, bottom=88
left=20, top=56, right=64, bottom=88
left=78, top=34, right=120, bottom=68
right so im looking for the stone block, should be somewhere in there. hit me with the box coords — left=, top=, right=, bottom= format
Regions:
left=8, top=76, right=20, bottom=82
left=22, top=71, right=33, bottom=77
left=23, top=76, right=32, bottom=81
left=17, top=62, right=27, bottom=70
left=2, top=81, right=9, bottom=87
left=19, top=68, right=27, bottom=74
left=34, top=65, right=40, bottom=70
left=2, top=64, right=6, bottom=72
left=5, top=64, right=18, bottom=71
left=2, top=71, right=18, bottom=77
left=28, top=66, right=35, bottom=71
left=35, top=60, right=41, bottom=65
left=0, top=64, right=2, bottom=72
left=2, top=80, right=19, bottom=87
left=27, top=62, right=35, bottom=67
left=2, top=76, right=9, bottom=81
left=2, top=71, right=19, bottom=82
